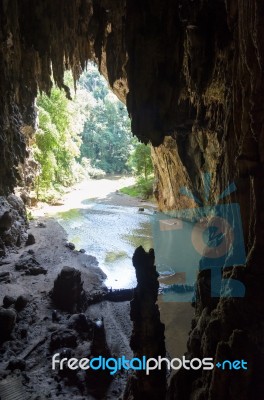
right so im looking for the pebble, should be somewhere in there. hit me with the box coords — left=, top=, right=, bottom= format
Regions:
left=66, top=242, right=75, bottom=250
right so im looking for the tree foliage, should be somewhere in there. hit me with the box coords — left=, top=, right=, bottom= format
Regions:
left=120, top=141, right=154, bottom=199
left=79, top=65, right=133, bottom=174
left=34, top=76, right=84, bottom=198
left=128, top=141, right=153, bottom=179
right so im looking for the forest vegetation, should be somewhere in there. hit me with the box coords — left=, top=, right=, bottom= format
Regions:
left=34, top=64, right=154, bottom=201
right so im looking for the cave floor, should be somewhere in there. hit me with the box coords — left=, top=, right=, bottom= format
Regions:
left=0, top=218, right=133, bottom=399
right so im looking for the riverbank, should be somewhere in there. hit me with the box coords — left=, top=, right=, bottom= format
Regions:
left=31, top=176, right=156, bottom=218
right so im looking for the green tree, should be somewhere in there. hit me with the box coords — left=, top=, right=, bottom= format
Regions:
left=129, top=141, right=153, bottom=179
left=79, top=65, right=133, bottom=174
left=119, top=141, right=154, bottom=199
left=34, top=77, right=84, bottom=199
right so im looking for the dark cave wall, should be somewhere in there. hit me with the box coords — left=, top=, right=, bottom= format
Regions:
left=0, top=0, right=127, bottom=194
left=148, top=1, right=264, bottom=399
left=0, top=0, right=264, bottom=399
left=0, top=0, right=92, bottom=194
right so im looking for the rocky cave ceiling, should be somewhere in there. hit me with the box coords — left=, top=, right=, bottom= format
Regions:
left=1, top=0, right=263, bottom=251
left=0, top=0, right=262, bottom=205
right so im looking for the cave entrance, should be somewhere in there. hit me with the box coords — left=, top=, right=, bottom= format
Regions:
left=26, top=64, right=155, bottom=290
left=19, top=63, right=194, bottom=363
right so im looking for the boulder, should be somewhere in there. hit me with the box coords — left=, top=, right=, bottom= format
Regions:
left=0, top=308, right=16, bottom=342
left=51, top=266, right=87, bottom=312
left=26, top=233, right=36, bottom=246
left=3, top=295, right=16, bottom=308
left=36, top=222, right=46, bottom=228
left=67, top=313, right=93, bottom=336
left=50, top=329, right=78, bottom=350
left=15, top=252, right=47, bottom=275
left=0, top=211, right=12, bottom=231
left=0, top=196, right=28, bottom=248
left=15, top=295, right=29, bottom=311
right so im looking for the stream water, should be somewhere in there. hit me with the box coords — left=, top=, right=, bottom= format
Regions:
left=56, top=200, right=154, bottom=289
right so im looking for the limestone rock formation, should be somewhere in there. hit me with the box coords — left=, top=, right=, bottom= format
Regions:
left=0, top=195, right=27, bottom=250
left=124, top=246, right=166, bottom=400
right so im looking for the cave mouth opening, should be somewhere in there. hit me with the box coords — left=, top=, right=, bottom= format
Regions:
left=23, top=63, right=136, bottom=206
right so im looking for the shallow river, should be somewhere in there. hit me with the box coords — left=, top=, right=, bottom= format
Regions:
left=56, top=200, right=154, bottom=289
